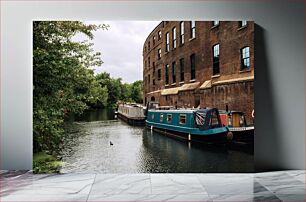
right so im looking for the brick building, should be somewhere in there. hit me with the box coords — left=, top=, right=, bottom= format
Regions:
left=143, top=21, right=254, bottom=123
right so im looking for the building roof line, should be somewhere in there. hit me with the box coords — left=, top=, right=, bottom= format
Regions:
left=143, top=21, right=163, bottom=50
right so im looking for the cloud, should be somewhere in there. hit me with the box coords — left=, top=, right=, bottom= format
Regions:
left=84, top=21, right=160, bottom=83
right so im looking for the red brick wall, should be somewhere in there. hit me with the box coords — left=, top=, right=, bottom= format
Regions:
left=143, top=21, right=254, bottom=123
left=200, top=81, right=254, bottom=123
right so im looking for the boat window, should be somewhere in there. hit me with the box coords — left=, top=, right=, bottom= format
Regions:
left=160, top=113, right=163, bottom=122
left=151, top=113, right=155, bottom=120
left=179, top=114, right=186, bottom=125
left=239, top=115, right=244, bottom=126
left=167, top=114, right=172, bottom=123
left=195, top=111, right=206, bottom=126
left=210, top=110, right=220, bottom=128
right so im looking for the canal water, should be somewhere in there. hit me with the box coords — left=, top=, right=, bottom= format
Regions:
left=60, top=109, right=254, bottom=173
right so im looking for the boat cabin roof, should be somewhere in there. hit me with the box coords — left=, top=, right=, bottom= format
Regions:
left=219, top=110, right=244, bottom=115
left=149, top=108, right=216, bottom=114
left=149, top=109, right=196, bottom=113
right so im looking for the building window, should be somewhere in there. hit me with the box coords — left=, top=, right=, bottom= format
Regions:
left=158, top=48, right=161, bottom=59
left=145, top=46, right=147, bottom=52
left=153, top=79, right=155, bottom=86
left=212, top=21, right=219, bottom=27
left=165, top=64, right=169, bottom=84
left=145, top=60, right=147, bottom=68
left=241, top=46, right=250, bottom=70
left=157, top=69, right=161, bottom=80
left=167, top=114, right=172, bottom=123
left=148, top=74, right=150, bottom=85
left=153, top=62, right=155, bottom=73
left=239, top=20, right=247, bottom=28
left=172, top=27, right=176, bottom=49
left=190, top=21, right=196, bottom=39
left=172, top=62, right=176, bottom=83
left=158, top=30, right=162, bottom=40
left=179, top=58, right=184, bottom=82
left=165, top=32, right=170, bottom=52
left=148, top=57, right=150, bottom=67
left=148, top=41, right=150, bottom=50
left=180, top=21, right=184, bottom=45
left=190, top=54, right=196, bottom=80
left=213, top=44, right=220, bottom=75
left=153, top=36, right=156, bottom=46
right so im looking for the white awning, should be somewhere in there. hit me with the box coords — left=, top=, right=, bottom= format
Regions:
left=146, top=90, right=161, bottom=95
left=199, top=80, right=212, bottom=89
left=213, top=76, right=254, bottom=85
left=161, top=87, right=180, bottom=95
left=179, top=82, right=200, bottom=92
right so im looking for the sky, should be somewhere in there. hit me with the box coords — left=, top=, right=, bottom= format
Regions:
left=77, top=21, right=160, bottom=84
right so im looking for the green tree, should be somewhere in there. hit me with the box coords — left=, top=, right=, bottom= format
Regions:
left=96, top=72, right=123, bottom=107
left=33, top=21, right=108, bottom=153
left=130, top=80, right=144, bottom=103
left=120, top=83, right=132, bottom=102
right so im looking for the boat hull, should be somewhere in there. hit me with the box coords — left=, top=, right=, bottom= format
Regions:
left=117, top=112, right=145, bottom=126
left=230, top=127, right=254, bottom=143
left=146, top=121, right=230, bottom=144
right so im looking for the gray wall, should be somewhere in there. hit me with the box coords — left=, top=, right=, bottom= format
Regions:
left=1, top=0, right=304, bottom=171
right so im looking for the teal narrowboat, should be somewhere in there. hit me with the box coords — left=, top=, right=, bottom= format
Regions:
left=146, top=108, right=233, bottom=143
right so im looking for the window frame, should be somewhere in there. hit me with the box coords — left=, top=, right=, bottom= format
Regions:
left=190, top=21, right=196, bottom=39
left=165, top=64, right=169, bottom=85
left=165, top=32, right=170, bottom=52
left=153, top=62, right=155, bottom=74
left=179, top=114, right=186, bottom=125
left=212, top=20, right=219, bottom=27
left=172, top=27, right=177, bottom=49
left=157, top=69, right=161, bottom=81
left=180, top=21, right=184, bottom=45
left=167, top=114, right=172, bottom=123
left=190, top=54, right=196, bottom=80
left=239, top=20, right=247, bottom=28
left=179, top=58, right=184, bottom=82
left=160, top=113, right=164, bottom=122
left=212, top=44, right=220, bottom=75
left=148, top=74, right=150, bottom=85
left=172, top=61, right=176, bottom=84
left=158, top=48, right=161, bottom=59
left=241, top=46, right=250, bottom=70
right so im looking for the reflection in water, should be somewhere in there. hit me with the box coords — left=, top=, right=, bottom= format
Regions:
left=59, top=109, right=253, bottom=173
left=67, top=108, right=116, bottom=122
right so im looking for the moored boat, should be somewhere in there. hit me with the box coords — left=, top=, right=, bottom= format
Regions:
left=117, top=103, right=146, bottom=126
left=146, top=108, right=233, bottom=144
left=219, top=110, right=254, bottom=143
